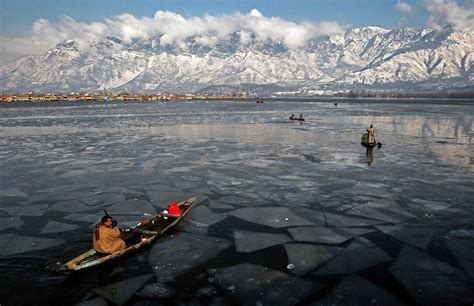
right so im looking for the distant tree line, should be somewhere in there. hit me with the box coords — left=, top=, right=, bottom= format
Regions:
left=334, top=89, right=474, bottom=99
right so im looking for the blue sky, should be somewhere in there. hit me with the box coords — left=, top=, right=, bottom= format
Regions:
left=0, top=0, right=430, bottom=36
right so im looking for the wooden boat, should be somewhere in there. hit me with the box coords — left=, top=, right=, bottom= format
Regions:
left=361, top=133, right=377, bottom=147
left=289, top=117, right=305, bottom=121
left=59, top=197, right=198, bottom=272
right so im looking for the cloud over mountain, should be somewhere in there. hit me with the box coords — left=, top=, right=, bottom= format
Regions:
left=0, top=9, right=344, bottom=66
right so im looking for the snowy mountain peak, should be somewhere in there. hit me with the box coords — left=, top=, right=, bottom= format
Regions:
left=1, top=26, right=473, bottom=93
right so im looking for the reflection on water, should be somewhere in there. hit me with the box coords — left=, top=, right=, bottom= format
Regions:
left=366, top=147, right=374, bottom=166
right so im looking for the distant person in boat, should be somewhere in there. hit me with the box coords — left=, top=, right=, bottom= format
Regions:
left=93, top=216, right=126, bottom=254
left=290, top=114, right=296, bottom=119
left=299, top=114, right=304, bottom=120
left=367, top=124, right=376, bottom=143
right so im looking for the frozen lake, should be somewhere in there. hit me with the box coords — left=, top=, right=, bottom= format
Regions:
left=0, top=99, right=473, bottom=305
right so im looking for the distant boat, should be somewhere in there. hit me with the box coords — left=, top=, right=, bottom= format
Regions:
left=361, top=133, right=378, bottom=147
left=289, top=116, right=305, bottom=121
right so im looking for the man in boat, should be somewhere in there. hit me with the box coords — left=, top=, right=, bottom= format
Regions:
left=93, top=216, right=126, bottom=254
left=367, top=124, right=376, bottom=143
left=290, top=114, right=295, bottom=119
left=299, top=114, right=304, bottom=120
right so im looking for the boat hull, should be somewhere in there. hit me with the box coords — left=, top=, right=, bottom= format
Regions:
left=60, top=196, right=197, bottom=272
left=361, top=133, right=377, bottom=147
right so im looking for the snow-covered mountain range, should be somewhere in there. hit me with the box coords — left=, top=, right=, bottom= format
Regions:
left=1, top=26, right=472, bottom=94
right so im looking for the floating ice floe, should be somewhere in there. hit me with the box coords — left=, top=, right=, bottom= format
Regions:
left=208, top=201, right=234, bottom=210
left=288, top=226, right=375, bottom=244
left=409, top=198, right=454, bottom=212
left=64, top=213, right=102, bottom=224
left=284, top=243, right=343, bottom=276
left=444, top=238, right=474, bottom=279
left=105, top=200, right=157, bottom=216
left=213, top=263, right=323, bottom=306
left=0, top=188, right=28, bottom=198
left=73, top=296, right=108, bottom=306
left=0, top=216, right=24, bottom=231
left=324, top=212, right=385, bottom=227
left=313, top=274, right=402, bottom=305
left=92, top=274, right=153, bottom=305
left=0, top=233, right=64, bottom=256
left=40, top=220, right=80, bottom=234
left=148, top=233, right=232, bottom=283
left=375, top=224, right=441, bottom=249
left=136, top=282, right=176, bottom=299
left=314, top=237, right=392, bottom=275
left=186, top=206, right=227, bottom=226
left=146, top=189, right=187, bottom=209
left=444, top=228, right=474, bottom=239
left=234, top=230, right=292, bottom=253
left=229, top=207, right=315, bottom=228
left=48, top=200, right=92, bottom=213
left=345, top=199, right=415, bottom=223
left=390, top=246, right=474, bottom=305
left=0, top=204, right=49, bottom=216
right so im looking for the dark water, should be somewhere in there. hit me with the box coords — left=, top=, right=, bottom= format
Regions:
left=0, top=99, right=473, bottom=305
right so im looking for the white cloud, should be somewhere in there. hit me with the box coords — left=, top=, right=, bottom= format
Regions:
left=423, top=0, right=474, bottom=29
left=396, top=1, right=413, bottom=13
left=0, top=9, right=344, bottom=66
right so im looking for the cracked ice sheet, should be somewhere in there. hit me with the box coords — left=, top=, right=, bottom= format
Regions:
left=288, top=226, right=375, bottom=244
left=105, top=200, right=156, bottom=216
left=0, top=216, right=24, bottom=231
left=92, top=274, right=153, bottom=305
left=346, top=199, right=415, bottom=223
left=0, top=233, right=64, bottom=256
left=148, top=233, right=232, bottom=283
left=185, top=206, right=227, bottom=226
left=214, top=263, right=323, bottom=306
left=40, top=220, right=80, bottom=234
left=375, top=224, right=441, bottom=249
left=408, top=198, right=455, bottom=212
left=444, top=238, right=474, bottom=279
left=0, top=188, right=28, bottom=198
left=311, top=274, right=402, bottom=306
left=234, top=230, right=292, bottom=253
left=0, top=204, right=49, bottom=216
left=48, top=200, right=93, bottom=213
left=229, top=207, right=315, bottom=228
left=284, top=244, right=343, bottom=276
left=390, top=246, right=474, bottom=305
left=314, top=237, right=392, bottom=275
left=292, top=207, right=385, bottom=227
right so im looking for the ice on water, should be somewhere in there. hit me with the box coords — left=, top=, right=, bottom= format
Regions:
left=0, top=216, right=24, bottom=231
left=288, top=226, right=375, bottom=244
left=229, top=207, right=315, bottom=228
left=148, top=233, right=232, bottom=283
left=390, top=246, right=474, bottom=305
left=40, top=220, right=80, bottom=234
left=0, top=204, right=49, bottom=216
left=0, top=188, right=28, bottom=199
left=213, top=263, right=323, bottom=306
left=92, top=274, right=153, bottom=305
left=284, top=243, right=343, bottom=275
left=313, top=274, right=402, bottom=306
left=48, top=200, right=93, bottom=212
left=234, top=230, right=292, bottom=253
left=314, top=237, right=392, bottom=275
left=375, top=224, right=441, bottom=249
left=346, top=199, right=415, bottom=223
left=105, top=200, right=157, bottom=216
left=444, top=238, right=474, bottom=279
left=0, top=233, right=64, bottom=256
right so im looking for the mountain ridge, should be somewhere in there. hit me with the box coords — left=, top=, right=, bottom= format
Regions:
left=1, top=26, right=472, bottom=94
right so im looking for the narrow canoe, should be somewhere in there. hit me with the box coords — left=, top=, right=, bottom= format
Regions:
left=289, top=117, right=305, bottom=121
left=361, top=133, right=377, bottom=147
left=59, top=196, right=198, bottom=272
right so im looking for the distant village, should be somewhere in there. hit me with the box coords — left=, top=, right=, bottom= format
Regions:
left=0, top=92, right=247, bottom=102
